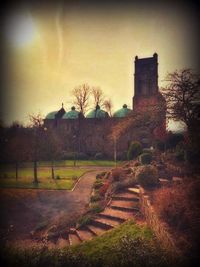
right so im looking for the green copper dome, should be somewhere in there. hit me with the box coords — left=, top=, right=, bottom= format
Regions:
left=45, top=111, right=58, bottom=119
left=86, top=105, right=108, bottom=118
left=62, top=107, right=79, bottom=119
left=113, top=104, right=132, bottom=118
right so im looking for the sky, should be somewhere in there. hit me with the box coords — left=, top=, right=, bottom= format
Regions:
left=1, top=1, right=199, bottom=130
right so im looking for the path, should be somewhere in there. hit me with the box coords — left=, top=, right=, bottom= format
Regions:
left=0, top=167, right=112, bottom=245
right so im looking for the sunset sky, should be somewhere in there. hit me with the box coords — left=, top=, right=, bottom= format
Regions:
left=2, top=1, right=198, bottom=130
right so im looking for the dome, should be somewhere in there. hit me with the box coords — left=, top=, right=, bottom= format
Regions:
left=45, top=111, right=58, bottom=119
left=113, top=104, right=132, bottom=118
left=86, top=105, right=109, bottom=118
left=62, top=106, right=80, bottom=119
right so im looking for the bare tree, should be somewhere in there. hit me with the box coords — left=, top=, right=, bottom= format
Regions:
left=103, top=99, right=113, bottom=116
left=161, top=69, right=200, bottom=133
left=72, top=84, right=91, bottom=115
left=42, top=128, right=62, bottom=179
left=29, top=113, right=44, bottom=184
left=91, top=87, right=104, bottom=107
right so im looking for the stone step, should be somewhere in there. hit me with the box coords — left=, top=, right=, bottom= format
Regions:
left=76, top=228, right=95, bottom=242
left=112, top=192, right=139, bottom=201
left=94, top=216, right=121, bottom=228
left=110, top=200, right=139, bottom=209
left=127, top=187, right=140, bottom=194
left=68, top=232, right=82, bottom=246
left=56, top=237, right=70, bottom=248
left=91, top=218, right=113, bottom=230
left=86, top=224, right=108, bottom=236
left=99, top=207, right=135, bottom=220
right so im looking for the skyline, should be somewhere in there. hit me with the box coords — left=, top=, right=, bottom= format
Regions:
left=1, top=1, right=198, bottom=131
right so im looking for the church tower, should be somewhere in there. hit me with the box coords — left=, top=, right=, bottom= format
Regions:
left=133, top=53, right=158, bottom=108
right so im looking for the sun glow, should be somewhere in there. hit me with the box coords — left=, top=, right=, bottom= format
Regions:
left=5, top=11, right=37, bottom=48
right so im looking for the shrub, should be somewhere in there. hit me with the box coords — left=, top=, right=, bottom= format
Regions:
left=99, top=181, right=110, bottom=196
left=111, top=167, right=125, bottom=181
left=90, top=192, right=101, bottom=202
left=140, top=153, right=152, bottom=165
left=56, top=175, right=60, bottom=179
left=93, top=180, right=104, bottom=189
left=96, top=171, right=106, bottom=180
left=77, top=215, right=92, bottom=227
left=153, top=180, right=200, bottom=251
left=94, top=152, right=104, bottom=160
left=127, top=141, right=142, bottom=160
left=112, top=177, right=137, bottom=193
left=135, top=165, right=159, bottom=188
left=90, top=203, right=103, bottom=213
left=155, top=140, right=165, bottom=152
left=117, top=151, right=128, bottom=160
left=61, top=152, right=76, bottom=160
left=77, top=152, right=88, bottom=160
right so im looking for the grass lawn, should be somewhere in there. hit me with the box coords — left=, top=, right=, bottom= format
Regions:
left=1, top=221, right=170, bottom=267
left=0, top=167, right=91, bottom=190
left=0, top=160, right=121, bottom=169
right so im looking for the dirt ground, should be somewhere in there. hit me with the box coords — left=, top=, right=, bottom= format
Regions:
left=0, top=168, right=111, bottom=248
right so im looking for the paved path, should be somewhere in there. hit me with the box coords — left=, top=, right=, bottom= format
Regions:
left=0, top=167, right=112, bottom=243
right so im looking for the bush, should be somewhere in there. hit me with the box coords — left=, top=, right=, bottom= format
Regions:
left=127, top=141, right=142, bottom=160
left=155, top=140, right=165, bottom=152
left=93, top=180, right=104, bottom=189
left=56, top=175, right=60, bottom=179
left=94, top=152, right=104, bottom=160
left=99, top=181, right=110, bottom=196
left=135, top=165, right=159, bottom=188
left=117, top=151, right=128, bottom=160
left=77, top=215, right=92, bottom=228
left=153, top=180, right=200, bottom=252
left=140, top=153, right=152, bottom=165
left=90, top=203, right=103, bottom=213
left=111, top=167, right=125, bottom=181
left=90, top=192, right=101, bottom=202
left=112, top=177, right=137, bottom=193
left=77, top=152, right=88, bottom=160
left=61, top=152, right=76, bottom=160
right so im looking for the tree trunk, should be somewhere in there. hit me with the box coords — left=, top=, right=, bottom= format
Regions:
left=51, top=161, right=55, bottom=179
left=15, top=161, right=18, bottom=181
left=33, top=160, right=38, bottom=183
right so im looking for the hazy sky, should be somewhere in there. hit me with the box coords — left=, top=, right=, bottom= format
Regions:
left=2, top=1, right=199, bottom=129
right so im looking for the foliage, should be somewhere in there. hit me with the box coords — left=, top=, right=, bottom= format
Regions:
left=166, top=133, right=184, bottom=150
left=111, top=177, right=137, bottom=193
left=135, top=165, right=159, bottom=188
left=111, top=167, right=125, bottom=181
left=140, top=153, right=152, bottom=165
left=127, top=141, right=142, bottom=160
left=90, top=193, right=101, bottom=202
left=99, top=181, right=110, bottom=196
left=0, top=221, right=174, bottom=267
left=89, top=203, right=103, bottom=213
left=155, top=139, right=165, bottom=152
left=117, top=151, right=128, bottom=160
left=93, top=180, right=104, bottom=190
left=94, top=152, right=104, bottom=160
left=153, top=180, right=200, bottom=252
left=77, top=215, right=92, bottom=228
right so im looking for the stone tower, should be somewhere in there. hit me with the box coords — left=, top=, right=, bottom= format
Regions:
left=133, top=53, right=158, bottom=108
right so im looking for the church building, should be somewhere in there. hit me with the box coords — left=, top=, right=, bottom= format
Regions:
left=44, top=54, right=166, bottom=159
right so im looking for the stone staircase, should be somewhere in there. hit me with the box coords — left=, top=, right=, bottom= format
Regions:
left=65, top=186, right=140, bottom=246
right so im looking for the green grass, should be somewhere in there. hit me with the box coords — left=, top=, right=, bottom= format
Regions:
left=0, top=160, right=120, bottom=169
left=0, top=168, right=91, bottom=190
left=0, top=221, right=171, bottom=267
